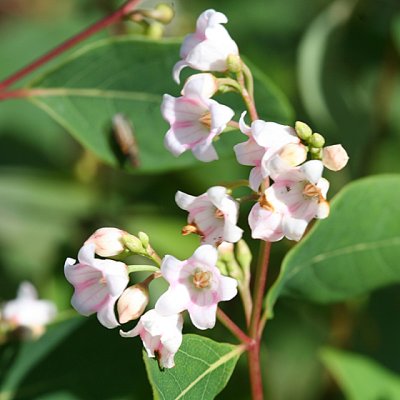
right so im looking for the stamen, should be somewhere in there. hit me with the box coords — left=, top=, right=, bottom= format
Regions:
left=303, top=183, right=321, bottom=198
left=182, top=224, right=199, bottom=236
left=99, top=277, right=107, bottom=285
left=259, top=194, right=274, bottom=211
left=199, top=112, right=212, bottom=128
left=214, top=209, right=224, bottom=219
left=192, top=271, right=212, bottom=289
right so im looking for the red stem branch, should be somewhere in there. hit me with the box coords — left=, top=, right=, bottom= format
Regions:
left=0, top=0, right=142, bottom=92
left=217, top=308, right=252, bottom=345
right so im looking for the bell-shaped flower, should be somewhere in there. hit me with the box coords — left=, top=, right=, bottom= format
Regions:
left=64, top=244, right=129, bottom=329
left=176, top=186, right=243, bottom=245
left=120, top=309, right=183, bottom=369
left=173, top=9, right=239, bottom=83
left=162, top=74, right=234, bottom=162
left=2, top=281, right=57, bottom=336
left=249, top=160, right=330, bottom=242
left=234, top=113, right=301, bottom=191
left=117, top=283, right=149, bottom=324
left=84, top=227, right=127, bottom=257
left=155, top=245, right=238, bottom=330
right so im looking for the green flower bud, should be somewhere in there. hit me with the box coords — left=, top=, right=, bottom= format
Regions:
left=153, top=3, right=175, bottom=24
left=295, top=121, right=312, bottom=141
left=138, top=231, right=150, bottom=248
left=122, top=234, right=146, bottom=255
left=146, top=22, right=164, bottom=39
left=309, top=133, right=325, bottom=148
left=235, top=239, right=252, bottom=271
left=309, top=147, right=322, bottom=159
left=226, top=54, right=242, bottom=74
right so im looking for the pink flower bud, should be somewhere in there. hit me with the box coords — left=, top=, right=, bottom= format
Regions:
left=322, top=145, right=349, bottom=171
left=117, top=284, right=149, bottom=324
left=278, top=143, right=308, bottom=167
left=85, top=227, right=126, bottom=257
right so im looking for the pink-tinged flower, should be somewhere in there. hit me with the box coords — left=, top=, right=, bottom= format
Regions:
left=173, top=9, right=239, bottom=83
left=117, top=284, right=149, bottom=324
left=64, top=244, right=129, bottom=329
left=249, top=160, right=330, bottom=242
left=2, top=282, right=57, bottom=336
left=322, top=144, right=349, bottom=171
left=120, top=309, right=183, bottom=369
left=176, top=186, right=243, bottom=245
left=162, top=75, right=234, bottom=162
left=155, top=245, right=238, bottom=330
left=234, top=113, right=301, bottom=191
left=84, top=227, right=127, bottom=257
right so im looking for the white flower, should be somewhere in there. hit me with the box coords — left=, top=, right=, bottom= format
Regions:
left=173, top=9, right=239, bottom=83
left=117, top=284, right=149, bottom=324
left=84, top=227, right=127, bottom=257
left=249, top=160, right=330, bottom=241
left=2, top=282, right=57, bottom=336
left=176, top=186, right=243, bottom=245
left=322, top=144, right=349, bottom=171
left=64, top=244, right=129, bottom=329
left=234, top=113, right=301, bottom=191
left=120, top=309, right=183, bottom=369
left=155, top=245, right=238, bottom=330
left=162, top=74, right=234, bottom=162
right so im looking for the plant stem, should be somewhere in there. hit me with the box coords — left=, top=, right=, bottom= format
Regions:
left=236, top=70, right=259, bottom=121
left=127, top=264, right=159, bottom=274
left=0, top=0, right=142, bottom=92
left=246, top=240, right=272, bottom=400
left=217, top=308, right=252, bottom=345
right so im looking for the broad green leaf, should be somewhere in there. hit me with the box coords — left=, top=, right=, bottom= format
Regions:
left=27, top=36, right=292, bottom=173
left=266, top=175, right=400, bottom=318
left=320, top=348, right=400, bottom=400
left=144, top=334, right=244, bottom=400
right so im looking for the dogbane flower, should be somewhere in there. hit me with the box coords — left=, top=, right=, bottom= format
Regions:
left=173, top=9, right=239, bottom=83
left=234, top=113, right=302, bottom=191
left=2, top=281, right=57, bottom=336
left=162, top=73, right=234, bottom=162
left=155, top=245, right=238, bottom=330
left=64, top=244, right=129, bottom=329
left=84, top=227, right=127, bottom=257
left=176, top=186, right=243, bottom=246
left=249, top=160, right=330, bottom=241
left=322, top=144, right=349, bottom=171
left=120, top=309, right=183, bottom=369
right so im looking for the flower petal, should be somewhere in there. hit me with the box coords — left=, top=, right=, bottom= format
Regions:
left=191, top=244, right=218, bottom=267
left=155, top=286, right=189, bottom=316
left=172, top=60, right=188, bottom=84
left=161, top=255, right=185, bottom=285
left=188, top=303, right=217, bottom=330
left=218, top=275, right=238, bottom=301
left=96, top=297, right=119, bottom=329
left=175, top=191, right=196, bottom=210
left=282, top=216, right=308, bottom=241
left=300, top=160, right=324, bottom=184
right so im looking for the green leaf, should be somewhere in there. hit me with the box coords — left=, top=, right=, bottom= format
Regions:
left=320, top=347, right=400, bottom=400
left=144, top=334, right=244, bottom=400
left=27, top=36, right=292, bottom=173
left=266, top=175, right=400, bottom=317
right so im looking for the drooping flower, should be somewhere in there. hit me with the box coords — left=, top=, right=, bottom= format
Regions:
left=173, top=9, right=239, bottom=83
left=2, top=281, right=57, bottom=337
left=155, top=245, right=238, bottom=330
left=117, top=283, right=149, bottom=324
left=249, top=160, right=330, bottom=241
left=84, top=227, right=127, bottom=257
left=64, top=244, right=129, bottom=329
left=162, top=74, right=234, bottom=162
left=234, top=113, right=302, bottom=191
left=120, top=309, right=183, bottom=369
left=322, top=144, right=349, bottom=171
left=176, top=186, right=243, bottom=245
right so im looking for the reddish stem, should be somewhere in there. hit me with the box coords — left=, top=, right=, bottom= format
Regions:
left=217, top=308, right=252, bottom=345
left=247, top=341, right=263, bottom=400
left=0, top=0, right=142, bottom=91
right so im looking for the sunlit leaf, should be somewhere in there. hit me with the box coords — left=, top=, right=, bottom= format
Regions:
left=144, top=334, right=244, bottom=400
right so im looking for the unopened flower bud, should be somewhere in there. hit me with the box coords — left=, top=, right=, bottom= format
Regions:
left=309, top=133, right=325, bottom=148
left=122, top=234, right=146, bottom=255
left=218, top=242, right=235, bottom=262
left=217, top=242, right=242, bottom=281
left=295, top=121, right=312, bottom=141
left=117, top=284, right=149, bottom=324
left=322, top=144, right=349, bottom=171
left=226, top=54, right=242, bottom=74
left=309, top=147, right=322, bottom=159
left=153, top=3, right=175, bottom=24
left=85, top=227, right=126, bottom=257
left=279, top=143, right=308, bottom=167
left=146, top=22, right=164, bottom=39
left=138, top=231, right=150, bottom=248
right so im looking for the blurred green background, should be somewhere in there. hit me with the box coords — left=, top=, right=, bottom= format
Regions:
left=1, top=0, right=400, bottom=399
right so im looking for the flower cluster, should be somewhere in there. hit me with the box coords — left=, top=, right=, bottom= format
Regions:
left=161, top=9, right=349, bottom=244
left=64, top=8, right=348, bottom=370
left=64, top=228, right=237, bottom=369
